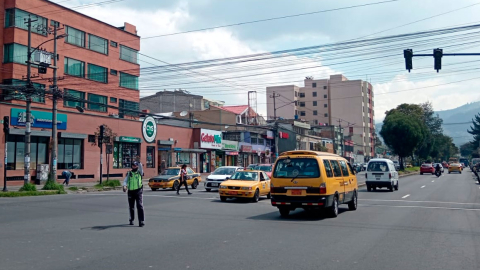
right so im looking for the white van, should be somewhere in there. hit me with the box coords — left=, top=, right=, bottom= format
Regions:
left=365, top=158, right=399, bottom=192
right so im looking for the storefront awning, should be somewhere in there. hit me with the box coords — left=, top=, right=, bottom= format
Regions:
left=59, top=132, right=87, bottom=139
left=8, top=129, right=51, bottom=137
left=174, top=148, right=206, bottom=153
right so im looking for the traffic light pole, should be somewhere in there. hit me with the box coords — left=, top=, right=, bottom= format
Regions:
left=3, top=117, right=8, bottom=192
left=404, top=48, right=480, bottom=72
left=99, top=125, right=104, bottom=184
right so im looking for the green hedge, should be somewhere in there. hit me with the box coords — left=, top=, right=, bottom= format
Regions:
left=42, top=180, right=65, bottom=192
left=19, top=183, right=37, bottom=192
left=0, top=190, right=65, bottom=197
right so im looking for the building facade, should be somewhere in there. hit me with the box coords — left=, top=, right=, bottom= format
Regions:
left=266, top=74, right=375, bottom=161
left=140, top=90, right=225, bottom=114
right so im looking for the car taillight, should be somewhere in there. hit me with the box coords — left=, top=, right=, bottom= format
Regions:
left=320, top=183, right=326, bottom=194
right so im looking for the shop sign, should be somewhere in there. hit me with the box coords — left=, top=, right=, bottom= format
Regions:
left=142, top=116, right=157, bottom=143
left=279, top=132, right=289, bottom=139
left=222, top=140, right=238, bottom=151
left=241, top=145, right=252, bottom=153
left=294, top=121, right=311, bottom=129
left=226, top=151, right=239, bottom=156
left=10, top=108, right=67, bottom=130
left=200, top=129, right=222, bottom=149
left=119, top=136, right=141, bottom=143
left=266, top=130, right=274, bottom=139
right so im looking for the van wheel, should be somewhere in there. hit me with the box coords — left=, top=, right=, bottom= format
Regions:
left=205, top=188, right=211, bottom=192
left=395, top=181, right=399, bottom=190
left=367, top=185, right=371, bottom=192
left=389, top=183, right=394, bottom=192
left=252, top=189, right=260, bottom=203
left=373, top=186, right=377, bottom=191
left=220, top=196, right=227, bottom=202
left=191, top=179, right=198, bottom=189
left=279, top=207, right=290, bottom=217
left=151, top=188, right=158, bottom=191
left=329, top=196, right=339, bottom=218
left=348, top=191, right=357, bottom=211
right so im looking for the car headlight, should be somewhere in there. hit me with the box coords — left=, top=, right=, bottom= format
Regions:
left=220, top=186, right=228, bottom=189
left=241, top=187, right=252, bottom=190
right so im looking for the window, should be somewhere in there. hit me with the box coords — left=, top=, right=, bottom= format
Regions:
left=87, top=93, right=107, bottom=112
left=146, top=146, right=155, bottom=168
left=113, top=142, right=140, bottom=169
left=312, top=83, right=317, bottom=88
left=88, top=135, right=96, bottom=143
left=6, top=135, right=48, bottom=170
left=323, top=160, right=333, bottom=177
left=324, top=113, right=328, bottom=117
left=87, top=64, right=108, bottom=83
left=64, top=57, right=85, bottom=77
left=88, top=34, right=108, bottom=55
left=110, top=41, right=118, bottom=47
left=294, top=101, right=298, bottom=106
left=65, top=26, right=85, bottom=47
left=1, top=79, right=45, bottom=103
left=299, top=93, right=305, bottom=98
left=5, top=9, right=48, bottom=36
left=339, top=160, right=350, bottom=176
left=324, top=104, right=328, bottom=108
left=64, top=89, right=85, bottom=108
left=187, top=168, right=194, bottom=174
left=176, top=152, right=191, bottom=165
left=119, top=72, right=139, bottom=90
left=110, top=69, right=118, bottom=76
left=273, top=158, right=320, bottom=178
left=58, top=138, right=83, bottom=169
left=300, top=111, right=306, bottom=116
left=119, top=99, right=139, bottom=118
left=329, top=160, right=342, bottom=177
left=313, top=101, right=317, bottom=106
left=323, top=86, right=327, bottom=89
left=313, top=92, right=317, bottom=97
left=258, top=138, right=265, bottom=145
left=251, top=137, right=258, bottom=144
left=295, top=91, right=298, bottom=97
left=313, top=110, right=318, bottom=115
left=324, top=94, right=327, bottom=98
left=299, top=102, right=305, bottom=107
left=4, top=43, right=28, bottom=64
left=120, top=45, right=138, bottom=63
left=110, top=97, right=117, bottom=103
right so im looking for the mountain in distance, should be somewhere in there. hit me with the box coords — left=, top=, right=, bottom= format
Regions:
left=375, top=101, right=480, bottom=146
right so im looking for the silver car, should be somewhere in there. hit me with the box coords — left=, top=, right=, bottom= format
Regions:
left=204, top=166, right=242, bottom=192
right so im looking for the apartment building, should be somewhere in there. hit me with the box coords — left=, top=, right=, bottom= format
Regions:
left=266, top=74, right=375, bottom=159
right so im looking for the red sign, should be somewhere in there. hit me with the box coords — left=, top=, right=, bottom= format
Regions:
left=279, top=132, right=289, bottom=139
left=226, top=151, right=239, bottom=156
left=241, top=145, right=252, bottom=153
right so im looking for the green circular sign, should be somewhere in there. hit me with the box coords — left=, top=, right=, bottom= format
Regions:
left=142, top=116, right=157, bottom=143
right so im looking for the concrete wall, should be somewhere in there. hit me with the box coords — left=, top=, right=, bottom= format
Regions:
left=140, top=92, right=203, bottom=113
left=298, top=78, right=329, bottom=125
left=266, top=85, right=298, bottom=120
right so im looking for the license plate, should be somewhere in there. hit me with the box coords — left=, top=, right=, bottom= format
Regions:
left=229, top=191, right=237, bottom=195
left=211, top=183, right=218, bottom=187
left=292, top=190, right=302, bottom=195
left=375, top=177, right=380, bottom=180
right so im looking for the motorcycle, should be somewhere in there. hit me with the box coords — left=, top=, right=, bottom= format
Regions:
left=435, top=170, right=441, bottom=177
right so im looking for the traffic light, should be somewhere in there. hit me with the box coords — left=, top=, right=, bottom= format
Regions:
left=3, top=116, right=9, bottom=134
left=98, top=125, right=104, bottom=148
left=404, top=49, right=413, bottom=72
left=433, top=48, right=443, bottom=72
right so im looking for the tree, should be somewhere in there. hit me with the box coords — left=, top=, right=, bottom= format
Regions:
left=468, top=113, right=480, bottom=148
left=460, top=142, right=475, bottom=157
left=380, top=110, right=426, bottom=170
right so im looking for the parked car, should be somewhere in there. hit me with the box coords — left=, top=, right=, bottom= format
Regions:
left=148, top=167, right=202, bottom=191
left=420, top=163, right=435, bottom=175
left=219, top=170, right=271, bottom=202
left=204, top=166, right=242, bottom=192
left=448, top=163, right=462, bottom=174
left=246, top=164, right=258, bottom=170
left=362, top=163, right=367, bottom=171
left=442, top=161, right=449, bottom=169
left=255, top=164, right=273, bottom=177
left=392, top=160, right=400, bottom=170
left=366, top=159, right=399, bottom=192
left=433, top=163, right=444, bottom=173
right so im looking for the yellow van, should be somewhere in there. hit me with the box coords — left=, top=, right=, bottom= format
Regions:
left=270, top=150, right=358, bottom=218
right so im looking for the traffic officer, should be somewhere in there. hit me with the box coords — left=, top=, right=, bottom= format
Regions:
left=123, top=161, right=145, bottom=227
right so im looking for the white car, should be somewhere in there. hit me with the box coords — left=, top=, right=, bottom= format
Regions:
left=365, top=158, right=399, bottom=192
left=204, top=166, right=242, bottom=192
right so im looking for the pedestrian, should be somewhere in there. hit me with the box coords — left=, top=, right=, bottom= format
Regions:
left=177, top=164, right=192, bottom=195
left=122, top=161, right=145, bottom=227
left=62, top=170, right=72, bottom=186
left=160, top=159, right=166, bottom=174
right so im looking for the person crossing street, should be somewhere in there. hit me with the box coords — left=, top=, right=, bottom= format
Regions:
left=176, top=164, right=192, bottom=195
left=123, top=162, right=145, bottom=227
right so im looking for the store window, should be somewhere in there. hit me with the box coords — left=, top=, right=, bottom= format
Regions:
left=113, top=142, right=140, bottom=169
left=57, top=138, right=83, bottom=169
left=6, top=135, right=48, bottom=170
left=176, top=152, right=191, bottom=165
left=146, top=146, right=155, bottom=168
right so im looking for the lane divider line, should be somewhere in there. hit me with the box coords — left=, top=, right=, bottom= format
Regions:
left=421, top=185, right=426, bottom=188
left=360, top=199, right=480, bottom=205
left=401, top=194, right=410, bottom=199
left=360, top=204, right=480, bottom=212
left=432, top=180, right=435, bottom=182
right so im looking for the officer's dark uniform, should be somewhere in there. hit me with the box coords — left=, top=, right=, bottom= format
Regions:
left=123, top=162, right=145, bottom=227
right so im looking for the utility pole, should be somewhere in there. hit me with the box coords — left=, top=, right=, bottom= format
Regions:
left=49, top=22, right=60, bottom=182
left=337, top=119, right=344, bottom=157
left=274, top=122, right=279, bottom=161
left=24, top=15, right=37, bottom=185
left=99, top=125, right=104, bottom=184
left=269, top=91, right=280, bottom=120
left=3, top=116, right=9, bottom=192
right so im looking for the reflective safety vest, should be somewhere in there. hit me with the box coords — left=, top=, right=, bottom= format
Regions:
left=127, top=171, right=143, bottom=190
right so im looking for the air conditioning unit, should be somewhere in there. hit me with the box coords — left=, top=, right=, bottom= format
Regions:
left=109, top=113, right=119, bottom=118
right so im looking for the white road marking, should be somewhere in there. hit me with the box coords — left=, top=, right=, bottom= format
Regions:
left=431, top=180, right=435, bottom=182
left=401, top=194, right=410, bottom=199
left=421, top=185, right=426, bottom=188
left=360, top=204, right=480, bottom=212
left=361, top=199, right=480, bottom=206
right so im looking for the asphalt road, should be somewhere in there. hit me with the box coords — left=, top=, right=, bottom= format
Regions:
left=1, top=171, right=480, bottom=270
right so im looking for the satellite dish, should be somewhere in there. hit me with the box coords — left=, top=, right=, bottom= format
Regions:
left=180, top=111, right=188, bottom=117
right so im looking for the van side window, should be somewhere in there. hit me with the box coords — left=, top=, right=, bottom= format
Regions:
left=339, top=160, right=349, bottom=176
left=323, top=160, right=333, bottom=177
left=329, top=160, right=343, bottom=177
left=347, top=162, right=355, bottom=175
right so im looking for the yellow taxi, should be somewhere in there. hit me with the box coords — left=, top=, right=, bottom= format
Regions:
left=219, top=170, right=271, bottom=202
left=448, top=163, right=462, bottom=174
left=270, top=150, right=358, bottom=218
left=148, top=167, right=202, bottom=191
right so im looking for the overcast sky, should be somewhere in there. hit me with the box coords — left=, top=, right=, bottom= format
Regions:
left=64, top=0, right=480, bottom=121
